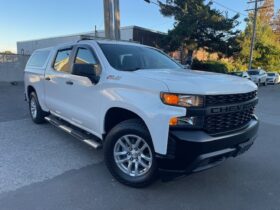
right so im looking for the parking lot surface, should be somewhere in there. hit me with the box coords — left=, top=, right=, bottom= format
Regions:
left=0, top=82, right=280, bottom=210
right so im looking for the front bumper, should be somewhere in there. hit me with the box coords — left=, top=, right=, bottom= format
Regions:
left=267, top=79, right=275, bottom=84
left=156, top=116, right=259, bottom=175
left=251, top=79, right=259, bottom=84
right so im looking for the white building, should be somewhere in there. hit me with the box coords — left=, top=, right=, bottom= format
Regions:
left=17, top=26, right=165, bottom=55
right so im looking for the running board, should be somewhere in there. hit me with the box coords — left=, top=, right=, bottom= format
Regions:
left=45, top=116, right=102, bottom=149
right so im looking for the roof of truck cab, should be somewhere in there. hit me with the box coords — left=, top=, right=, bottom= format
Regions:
left=76, top=38, right=148, bottom=47
left=33, top=47, right=53, bottom=52
left=96, top=40, right=140, bottom=45
left=32, top=40, right=153, bottom=54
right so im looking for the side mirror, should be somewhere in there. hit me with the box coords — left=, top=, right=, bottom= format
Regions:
left=72, top=64, right=99, bottom=83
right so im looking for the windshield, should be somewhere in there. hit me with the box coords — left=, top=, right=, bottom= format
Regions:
left=99, top=43, right=182, bottom=71
left=232, top=72, right=243, bottom=76
left=248, top=71, right=259, bottom=75
left=268, top=73, right=275, bottom=76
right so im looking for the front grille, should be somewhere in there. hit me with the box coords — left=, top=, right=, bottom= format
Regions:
left=204, top=107, right=254, bottom=134
left=206, top=91, right=257, bottom=106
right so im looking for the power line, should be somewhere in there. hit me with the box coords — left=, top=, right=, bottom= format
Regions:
left=245, top=5, right=274, bottom=12
left=145, top=0, right=247, bottom=17
left=210, top=0, right=247, bottom=17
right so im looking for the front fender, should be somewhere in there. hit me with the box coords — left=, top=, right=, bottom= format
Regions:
left=99, top=85, right=186, bottom=155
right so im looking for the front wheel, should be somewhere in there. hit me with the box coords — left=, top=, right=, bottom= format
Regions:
left=104, top=119, right=158, bottom=188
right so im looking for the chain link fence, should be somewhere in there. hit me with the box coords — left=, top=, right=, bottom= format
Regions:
left=0, top=53, right=30, bottom=82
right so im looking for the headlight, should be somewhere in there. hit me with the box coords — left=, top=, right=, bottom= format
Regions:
left=160, top=93, right=204, bottom=107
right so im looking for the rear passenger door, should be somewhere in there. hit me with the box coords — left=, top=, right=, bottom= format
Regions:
left=45, top=46, right=75, bottom=120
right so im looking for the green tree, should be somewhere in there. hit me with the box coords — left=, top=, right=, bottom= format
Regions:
left=0, top=51, right=13, bottom=54
left=158, top=0, right=240, bottom=61
left=238, top=15, right=280, bottom=72
left=274, top=9, right=280, bottom=41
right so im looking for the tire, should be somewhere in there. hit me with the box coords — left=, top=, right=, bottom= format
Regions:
left=257, top=80, right=261, bottom=86
left=104, top=119, right=158, bottom=188
left=29, top=92, right=48, bottom=124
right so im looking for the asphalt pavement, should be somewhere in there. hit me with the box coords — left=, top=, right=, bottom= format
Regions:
left=0, top=82, right=280, bottom=210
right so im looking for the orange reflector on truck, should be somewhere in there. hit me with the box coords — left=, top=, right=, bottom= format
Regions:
left=169, top=117, right=178, bottom=126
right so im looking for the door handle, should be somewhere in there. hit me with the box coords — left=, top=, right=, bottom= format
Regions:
left=66, top=81, right=74, bottom=85
left=45, top=77, right=51, bottom=81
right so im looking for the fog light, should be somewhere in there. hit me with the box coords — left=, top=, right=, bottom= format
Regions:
left=170, top=116, right=204, bottom=128
left=179, top=117, right=195, bottom=126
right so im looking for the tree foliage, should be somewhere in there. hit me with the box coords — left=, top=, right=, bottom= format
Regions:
left=158, top=0, right=241, bottom=57
left=0, top=51, right=13, bottom=54
left=237, top=15, right=280, bottom=72
left=191, top=59, right=231, bottom=73
left=258, top=0, right=275, bottom=25
left=273, top=9, right=280, bottom=40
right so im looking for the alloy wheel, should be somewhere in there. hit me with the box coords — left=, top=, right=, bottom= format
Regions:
left=114, top=134, right=153, bottom=177
left=30, top=97, right=37, bottom=119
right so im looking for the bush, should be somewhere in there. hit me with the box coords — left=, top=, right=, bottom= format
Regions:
left=191, top=59, right=229, bottom=73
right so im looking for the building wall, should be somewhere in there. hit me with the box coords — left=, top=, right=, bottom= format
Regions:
left=92, top=27, right=133, bottom=41
left=17, top=35, right=83, bottom=55
left=17, top=27, right=135, bottom=55
left=133, top=26, right=165, bottom=47
left=0, top=54, right=29, bottom=82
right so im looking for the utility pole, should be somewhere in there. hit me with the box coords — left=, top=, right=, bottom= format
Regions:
left=114, top=0, right=121, bottom=40
left=104, top=0, right=111, bottom=39
left=246, top=0, right=273, bottom=70
left=103, top=0, right=120, bottom=40
left=94, top=25, right=98, bottom=37
left=248, top=0, right=259, bottom=70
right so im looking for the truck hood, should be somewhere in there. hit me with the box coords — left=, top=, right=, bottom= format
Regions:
left=250, top=75, right=259, bottom=78
left=267, top=76, right=275, bottom=79
left=135, top=69, right=257, bottom=95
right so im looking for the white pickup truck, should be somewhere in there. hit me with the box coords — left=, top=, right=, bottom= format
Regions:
left=24, top=39, right=259, bottom=187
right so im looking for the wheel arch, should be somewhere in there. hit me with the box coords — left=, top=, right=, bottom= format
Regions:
left=26, top=85, right=49, bottom=112
left=27, top=85, right=36, bottom=100
left=103, top=107, right=149, bottom=136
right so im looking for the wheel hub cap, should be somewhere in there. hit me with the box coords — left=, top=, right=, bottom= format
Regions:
left=114, top=134, right=152, bottom=177
left=30, top=98, right=37, bottom=119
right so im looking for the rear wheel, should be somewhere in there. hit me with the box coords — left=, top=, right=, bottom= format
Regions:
left=104, top=119, right=158, bottom=188
left=29, top=92, right=48, bottom=124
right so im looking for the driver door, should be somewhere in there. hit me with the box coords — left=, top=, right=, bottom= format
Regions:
left=65, top=45, right=102, bottom=134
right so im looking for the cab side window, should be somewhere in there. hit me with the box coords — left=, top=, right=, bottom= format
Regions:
left=27, top=50, right=50, bottom=68
left=53, top=49, right=72, bottom=73
left=75, top=48, right=97, bottom=64
left=74, top=48, right=101, bottom=76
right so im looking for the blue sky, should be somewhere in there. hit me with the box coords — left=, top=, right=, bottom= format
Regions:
left=0, top=0, right=279, bottom=52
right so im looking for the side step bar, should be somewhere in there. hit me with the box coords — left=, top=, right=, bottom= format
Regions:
left=45, top=116, right=102, bottom=149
